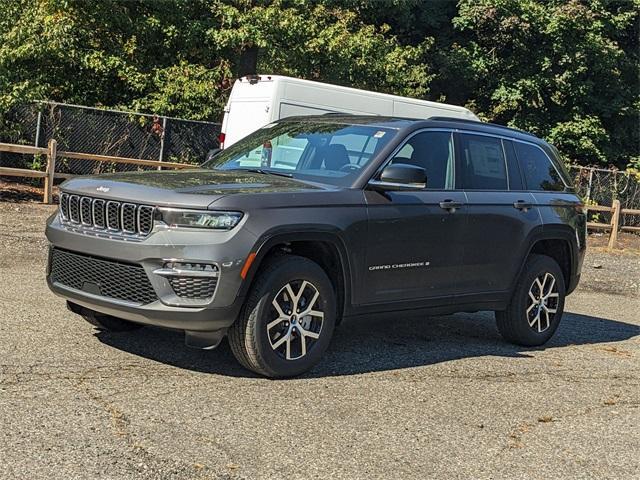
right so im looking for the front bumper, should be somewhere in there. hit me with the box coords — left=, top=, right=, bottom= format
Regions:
left=45, top=212, right=257, bottom=332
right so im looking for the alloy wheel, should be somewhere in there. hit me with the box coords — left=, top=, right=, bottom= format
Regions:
left=267, top=280, right=324, bottom=360
left=526, top=272, right=559, bottom=333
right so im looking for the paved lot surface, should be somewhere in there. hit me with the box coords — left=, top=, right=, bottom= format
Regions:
left=1, top=202, right=639, bottom=479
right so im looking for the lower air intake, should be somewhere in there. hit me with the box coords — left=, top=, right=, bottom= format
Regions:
left=49, top=248, right=157, bottom=305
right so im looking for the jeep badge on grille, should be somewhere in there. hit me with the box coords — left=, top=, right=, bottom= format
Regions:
left=96, top=186, right=110, bottom=193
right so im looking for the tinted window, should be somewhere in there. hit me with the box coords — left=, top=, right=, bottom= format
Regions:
left=389, top=131, right=454, bottom=189
left=203, top=121, right=396, bottom=187
left=238, top=134, right=309, bottom=169
left=459, top=133, right=508, bottom=190
left=330, top=133, right=379, bottom=165
left=514, top=142, right=565, bottom=191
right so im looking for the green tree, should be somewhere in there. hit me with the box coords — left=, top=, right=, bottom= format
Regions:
left=0, top=0, right=430, bottom=119
left=446, top=0, right=639, bottom=168
left=0, top=0, right=638, bottom=168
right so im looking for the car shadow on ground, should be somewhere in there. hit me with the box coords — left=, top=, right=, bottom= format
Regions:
left=95, top=310, right=639, bottom=379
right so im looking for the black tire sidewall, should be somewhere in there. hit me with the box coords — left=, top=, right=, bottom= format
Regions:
left=509, top=255, right=566, bottom=346
left=251, top=258, right=336, bottom=377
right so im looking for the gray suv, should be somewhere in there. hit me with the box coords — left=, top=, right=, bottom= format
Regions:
left=46, top=115, right=586, bottom=377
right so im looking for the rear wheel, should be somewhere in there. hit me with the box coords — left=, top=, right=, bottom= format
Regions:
left=495, top=254, right=565, bottom=346
left=228, top=255, right=336, bottom=378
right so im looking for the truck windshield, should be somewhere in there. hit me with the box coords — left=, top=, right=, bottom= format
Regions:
left=202, top=121, right=397, bottom=186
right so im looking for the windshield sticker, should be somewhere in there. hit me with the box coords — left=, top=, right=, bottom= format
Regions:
left=374, top=131, right=386, bottom=138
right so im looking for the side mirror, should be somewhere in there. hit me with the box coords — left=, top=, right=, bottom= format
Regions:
left=369, top=163, right=427, bottom=191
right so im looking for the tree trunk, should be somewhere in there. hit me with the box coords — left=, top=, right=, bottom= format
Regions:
left=237, top=46, right=259, bottom=77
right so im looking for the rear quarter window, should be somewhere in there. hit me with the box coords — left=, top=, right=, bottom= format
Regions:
left=514, top=142, right=565, bottom=191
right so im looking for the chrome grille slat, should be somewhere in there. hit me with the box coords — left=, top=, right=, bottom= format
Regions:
left=58, top=192, right=154, bottom=237
left=138, top=206, right=154, bottom=235
left=121, top=203, right=137, bottom=233
left=80, top=197, right=93, bottom=225
left=69, top=195, right=80, bottom=223
left=106, top=201, right=120, bottom=230
left=93, top=199, right=106, bottom=228
left=59, top=193, right=69, bottom=220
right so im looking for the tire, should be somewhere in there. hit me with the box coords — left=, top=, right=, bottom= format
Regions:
left=81, top=309, right=144, bottom=332
left=228, top=255, right=336, bottom=378
left=495, top=254, right=565, bottom=347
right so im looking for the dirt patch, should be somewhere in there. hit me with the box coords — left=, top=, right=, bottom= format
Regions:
left=0, top=201, right=56, bottom=268
left=580, top=247, right=640, bottom=297
left=588, top=231, right=640, bottom=252
left=0, top=178, right=61, bottom=203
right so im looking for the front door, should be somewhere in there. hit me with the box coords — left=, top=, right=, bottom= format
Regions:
left=362, top=130, right=467, bottom=304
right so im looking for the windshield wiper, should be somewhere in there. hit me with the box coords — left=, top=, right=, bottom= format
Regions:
left=227, top=168, right=293, bottom=178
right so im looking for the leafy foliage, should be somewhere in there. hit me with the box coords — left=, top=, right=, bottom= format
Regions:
left=0, top=0, right=638, bottom=168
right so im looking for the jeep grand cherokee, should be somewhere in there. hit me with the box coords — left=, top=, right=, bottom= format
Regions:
left=46, top=115, right=586, bottom=377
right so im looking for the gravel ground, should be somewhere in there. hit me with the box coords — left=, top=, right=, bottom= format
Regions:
left=1, top=202, right=639, bottom=480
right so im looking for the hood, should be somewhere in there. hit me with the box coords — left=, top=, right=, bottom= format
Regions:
left=59, top=169, right=326, bottom=209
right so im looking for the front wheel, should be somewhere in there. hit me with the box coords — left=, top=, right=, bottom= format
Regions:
left=228, top=255, right=336, bottom=378
left=495, top=254, right=565, bottom=346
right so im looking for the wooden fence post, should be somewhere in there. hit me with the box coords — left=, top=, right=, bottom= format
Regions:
left=607, top=199, right=621, bottom=250
left=44, top=139, right=57, bottom=204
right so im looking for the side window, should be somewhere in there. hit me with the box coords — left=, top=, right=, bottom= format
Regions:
left=514, top=142, right=565, bottom=191
left=458, top=133, right=508, bottom=190
left=389, top=131, right=454, bottom=190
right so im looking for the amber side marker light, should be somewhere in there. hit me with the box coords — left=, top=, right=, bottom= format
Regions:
left=240, top=252, right=257, bottom=279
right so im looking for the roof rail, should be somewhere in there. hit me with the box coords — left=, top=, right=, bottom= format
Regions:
left=429, top=116, right=536, bottom=137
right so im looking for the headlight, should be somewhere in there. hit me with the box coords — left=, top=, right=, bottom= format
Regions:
left=157, top=209, right=243, bottom=230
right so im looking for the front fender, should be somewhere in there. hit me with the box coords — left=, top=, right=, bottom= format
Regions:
left=238, top=226, right=355, bottom=307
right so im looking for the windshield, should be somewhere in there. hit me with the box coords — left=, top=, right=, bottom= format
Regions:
left=202, top=120, right=397, bottom=187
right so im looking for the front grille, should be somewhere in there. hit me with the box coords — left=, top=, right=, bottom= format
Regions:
left=168, top=276, right=218, bottom=300
left=59, top=192, right=155, bottom=236
left=49, top=248, right=157, bottom=305
left=93, top=199, right=106, bottom=228
left=69, top=195, right=80, bottom=222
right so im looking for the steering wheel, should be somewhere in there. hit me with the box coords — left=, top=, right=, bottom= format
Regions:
left=339, top=163, right=361, bottom=172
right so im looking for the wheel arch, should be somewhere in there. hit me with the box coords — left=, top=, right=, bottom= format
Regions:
left=516, top=225, right=578, bottom=294
left=238, top=227, right=353, bottom=320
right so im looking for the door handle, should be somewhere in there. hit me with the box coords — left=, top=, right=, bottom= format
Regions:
left=513, top=200, right=532, bottom=211
left=439, top=200, right=463, bottom=212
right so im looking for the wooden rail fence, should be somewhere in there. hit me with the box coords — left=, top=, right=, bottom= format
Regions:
left=585, top=201, right=640, bottom=250
left=0, top=140, right=194, bottom=203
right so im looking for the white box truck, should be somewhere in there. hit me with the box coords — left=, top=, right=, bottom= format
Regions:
left=219, top=74, right=479, bottom=148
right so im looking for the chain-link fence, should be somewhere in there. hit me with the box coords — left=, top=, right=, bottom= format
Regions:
left=0, top=101, right=221, bottom=175
left=1, top=105, right=638, bottom=230
left=570, top=165, right=640, bottom=228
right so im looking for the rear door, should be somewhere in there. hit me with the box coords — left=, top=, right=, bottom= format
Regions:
left=223, top=100, right=272, bottom=147
left=513, top=140, right=585, bottom=266
left=457, top=132, right=540, bottom=294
